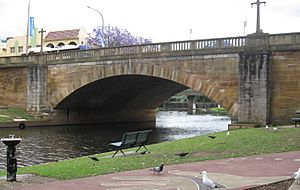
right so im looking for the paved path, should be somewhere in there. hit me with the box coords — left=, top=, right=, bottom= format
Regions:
left=4, top=151, right=300, bottom=190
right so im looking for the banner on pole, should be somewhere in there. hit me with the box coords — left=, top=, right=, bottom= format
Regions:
left=29, top=17, right=34, bottom=37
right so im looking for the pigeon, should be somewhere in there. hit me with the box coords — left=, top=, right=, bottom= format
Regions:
left=175, top=152, right=188, bottom=157
left=89, top=156, right=99, bottom=161
left=149, top=164, right=164, bottom=174
left=208, top=135, right=216, bottom=139
left=201, top=171, right=217, bottom=189
left=291, top=168, right=300, bottom=184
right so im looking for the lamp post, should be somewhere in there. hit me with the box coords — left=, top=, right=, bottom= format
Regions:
left=87, top=5, right=105, bottom=47
left=25, top=0, right=31, bottom=55
left=251, top=0, right=266, bottom=34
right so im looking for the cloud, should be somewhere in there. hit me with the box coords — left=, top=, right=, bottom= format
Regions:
left=0, top=0, right=300, bottom=42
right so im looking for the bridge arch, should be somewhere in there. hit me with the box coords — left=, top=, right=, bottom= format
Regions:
left=49, top=62, right=238, bottom=117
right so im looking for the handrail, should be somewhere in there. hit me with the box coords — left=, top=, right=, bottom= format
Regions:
left=1, top=32, right=300, bottom=65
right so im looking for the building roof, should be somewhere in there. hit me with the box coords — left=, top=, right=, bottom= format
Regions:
left=44, top=29, right=80, bottom=42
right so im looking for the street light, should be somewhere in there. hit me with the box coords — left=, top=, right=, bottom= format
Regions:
left=87, top=5, right=105, bottom=47
left=25, top=0, right=31, bottom=55
left=251, top=0, right=266, bottom=34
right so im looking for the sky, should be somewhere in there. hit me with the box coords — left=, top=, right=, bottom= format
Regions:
left=0, top=0, right=300, bottom=43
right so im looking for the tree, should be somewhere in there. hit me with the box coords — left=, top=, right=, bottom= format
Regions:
left=87, top=25, right=152, bottom=48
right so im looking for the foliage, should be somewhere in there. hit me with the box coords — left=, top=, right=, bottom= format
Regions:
left=208, top=107, right=228, bottom=116
left=168, top=95, right=213, bottom=103
left=7, top=128, right=300, bottom=179
left=194, top=95, right=213, bottom=102
left=168, top=95, right=188, bottom=103
left=209, top=107, right=225, bottom=112
left=87, top=25, right=152, bottom=47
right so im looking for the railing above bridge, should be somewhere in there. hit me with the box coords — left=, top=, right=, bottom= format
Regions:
left=1, top=32, right=300, bottom=65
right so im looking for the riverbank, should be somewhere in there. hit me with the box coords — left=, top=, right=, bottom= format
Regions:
left=0, top=107, right=34, bottom=123
left=1, top=126, right=299, bottom=180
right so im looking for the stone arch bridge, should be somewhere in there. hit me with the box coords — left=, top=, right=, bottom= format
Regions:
left=0, top=32, right=300, bottom=126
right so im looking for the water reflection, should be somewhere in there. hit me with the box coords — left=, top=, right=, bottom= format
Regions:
left=155, top=111, right=230, bottom=140
left=0, top=111, right=230, bottom=169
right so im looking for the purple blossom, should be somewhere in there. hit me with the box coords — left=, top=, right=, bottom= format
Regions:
left=87, top=25, right=152, bottom=48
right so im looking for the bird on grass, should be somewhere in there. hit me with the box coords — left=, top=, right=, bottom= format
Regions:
left=175, top=152, right=188, bottom=157
left=291, top=168, right=300, bottom=184
left=140, top=151, right=147, bottom=155
left=226, top=131, right=230, bottom=136
left=208, top=135, right=216, bottom=139
left=201, top=171, right=218, bottom=189
left=89, top=156, right=99, bottom=161
left=149, top=164, right=164, bottom=174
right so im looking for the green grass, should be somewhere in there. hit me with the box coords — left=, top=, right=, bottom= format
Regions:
left=208, top=107, right=228, bottom=116
left=0, top=107, right=34, bottom=122
left=1, top=127, right=300, bottom=180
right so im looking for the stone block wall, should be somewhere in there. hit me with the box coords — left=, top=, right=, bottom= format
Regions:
left=27, top=65, right=48, bottom=113
left=238, top=50, right=271, bottom=125
left=271, top=51, right=300, bottom=124
left=0, top=67, right=27, bottom=107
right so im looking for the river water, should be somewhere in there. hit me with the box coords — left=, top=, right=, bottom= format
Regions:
left=0, top=111, right=230, bottom=169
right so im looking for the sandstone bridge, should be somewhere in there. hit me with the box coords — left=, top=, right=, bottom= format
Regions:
left=0, top=32, right=300, bottom=126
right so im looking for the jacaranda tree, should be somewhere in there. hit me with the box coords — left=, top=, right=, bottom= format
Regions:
left=87, top=25, right=152, bottom=47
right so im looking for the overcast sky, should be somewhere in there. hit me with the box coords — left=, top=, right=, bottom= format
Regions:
left=0, top=0, right=299, bottom=42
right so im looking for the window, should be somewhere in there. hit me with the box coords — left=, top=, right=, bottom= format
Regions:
left=58, top=42, right=65, bottom=47
left=69, top=41, right=77, bottom=45
left=46, top=43, right=54, bottom=48
left=10, top=47, right=15, bottom=53
left=18, top=46, right=23, bottom=53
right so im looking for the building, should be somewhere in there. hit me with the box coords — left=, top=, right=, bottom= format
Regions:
left=2, top=27, right=89, bottom=57
left=44, top=28, right=89, bottom=48
left=0, top=40, right=7, bottom=56
left=5, top=27, right=42, bottom=56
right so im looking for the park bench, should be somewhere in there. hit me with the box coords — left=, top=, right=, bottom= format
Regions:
left=291, top=111, right=300, bottom=127
left=292, top=118, right=300, bottom=127
left=109, top=130, right=152, bottom=158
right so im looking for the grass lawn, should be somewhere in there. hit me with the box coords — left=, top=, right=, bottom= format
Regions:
left=0, top=107, right=34, bottom=122
left=1, top=127, right=300, bottom=180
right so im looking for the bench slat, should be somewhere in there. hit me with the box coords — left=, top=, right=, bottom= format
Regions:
left=122, top=133, right=138, bottom=147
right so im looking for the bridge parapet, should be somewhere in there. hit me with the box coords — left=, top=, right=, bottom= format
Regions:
left=269, top=33, right=300, bottom=49
left=1, top=32, right=300, bottom=66
left=0, top=36, right=246, bottom=65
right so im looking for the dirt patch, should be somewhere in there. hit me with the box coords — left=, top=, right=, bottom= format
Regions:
left=0, top=174, right=58, bottom=189
left=245, top=178, right=294, bottom=190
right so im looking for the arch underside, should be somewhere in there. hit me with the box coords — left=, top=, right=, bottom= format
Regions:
left=50, top=61, right=238, bottom=124
left=55, top=74, right=237, bottom=117
left=55, top=75, right=188, bottom=110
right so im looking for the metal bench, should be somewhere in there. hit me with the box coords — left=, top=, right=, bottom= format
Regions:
left=135, top=130, right=152, bottom=153
left=292, top=118, right=300, bottom=128
left=109, top=130, right=152, bottom=158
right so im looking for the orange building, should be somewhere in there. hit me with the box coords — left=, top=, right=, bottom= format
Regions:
left=44, top=28, right=89, bottom=48
left=3, top=27, right=89, bottom=57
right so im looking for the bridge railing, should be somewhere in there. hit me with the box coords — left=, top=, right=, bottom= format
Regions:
left=40, top=36, right=246, bottom=64
left=1, top=32, right=300, bottom=65
left=269, top=32, right=300, bottom=46
left=0, top=36, right=246, bottom=65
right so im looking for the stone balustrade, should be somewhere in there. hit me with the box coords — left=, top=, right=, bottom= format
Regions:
left=1, top=32, right=300, bottom=66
